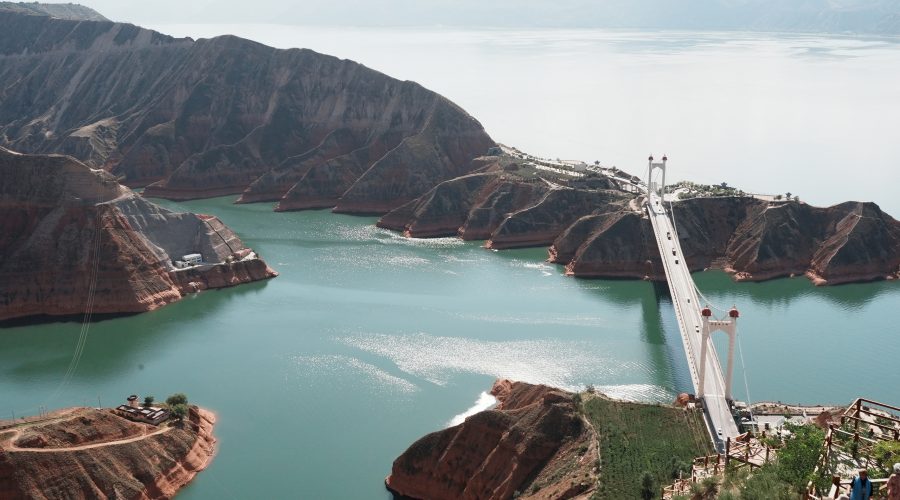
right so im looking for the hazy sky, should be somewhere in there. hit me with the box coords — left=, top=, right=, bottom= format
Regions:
left=35, top=0, right=900, bottom=32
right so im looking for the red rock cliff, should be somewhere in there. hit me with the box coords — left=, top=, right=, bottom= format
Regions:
left=552, top=197, right=900, bottom=285
left=0, top=148, right=277, bottom=322
left=385, top=379, right=597, bottom=500
left=0, top=406, right=216, bottom=499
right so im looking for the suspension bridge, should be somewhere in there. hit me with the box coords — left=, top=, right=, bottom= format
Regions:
left=644, top=155, right=742, bottom=450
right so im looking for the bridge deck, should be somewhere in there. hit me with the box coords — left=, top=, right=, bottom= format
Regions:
left=646, top=192, right=739, bottom=446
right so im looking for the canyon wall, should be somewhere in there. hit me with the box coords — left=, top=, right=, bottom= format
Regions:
left=553, top=197, right=900, bottom=285
left=0, top=8, right=493, bottom=214
left=379, top=160, right=900, bottom=285
left=0, top=406, right=216, bottom=499
left=386, top=379, right=597, bottom=500
left=0, top=148, right=276, bottom=322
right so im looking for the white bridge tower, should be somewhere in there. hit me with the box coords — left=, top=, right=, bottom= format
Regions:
left=647, top=154, right=668, bottom=196
left=699, top=306, right=740, bottom=400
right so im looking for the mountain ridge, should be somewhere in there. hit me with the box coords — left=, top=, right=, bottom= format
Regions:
left=0, top=8, right=495, bottom=215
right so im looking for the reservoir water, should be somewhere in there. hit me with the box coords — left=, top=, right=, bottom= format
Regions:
left=1, top=197, right=898, bottom=498
left=4, top=26, right=900, bottom=499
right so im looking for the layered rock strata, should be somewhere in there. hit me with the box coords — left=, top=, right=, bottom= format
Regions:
left=0, top=148, right=277, bottom=322
left=0, top=8, right=493, bottom=213
left=552, top=197, right=900, bottom=285
left=379, top=157, right=900, bottom=285
left=377, top=156, right=631, bottom=248
left=0, top=406, right=216, bottom=499
left=385, top=379, right=598, bottom=500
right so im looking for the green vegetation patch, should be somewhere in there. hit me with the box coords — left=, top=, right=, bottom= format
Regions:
left=583, top=396, right=712, bottom=499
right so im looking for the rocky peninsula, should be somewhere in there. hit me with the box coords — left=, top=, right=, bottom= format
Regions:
left=386, top=379, right=713, bottom=500
left=379, top=153, right=900, bottom=286
left=0, top=6, right=493, bottom=214
left=0, top=405, right=216, bottom=499
left=386, top=380, right=599, bottom=500
left=0, top=148, right=277, bottom=322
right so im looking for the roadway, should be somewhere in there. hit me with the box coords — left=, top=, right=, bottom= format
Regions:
left=646, top=191, right=740, bottom=448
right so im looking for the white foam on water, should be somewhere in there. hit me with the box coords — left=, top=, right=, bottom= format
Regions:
left=447, top=391, right=497, bottom=427
left=336, top=332, right=643, bottom=391
left=519, top=261, right=555, bottom=276
left=333, top=223, right=465, bottom=249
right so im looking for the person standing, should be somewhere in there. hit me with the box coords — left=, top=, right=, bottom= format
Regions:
left=886, top=463, right=900, bottom=500
left=849, top=469, right=873, bottom=500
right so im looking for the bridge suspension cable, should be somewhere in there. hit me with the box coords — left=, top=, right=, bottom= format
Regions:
left=41, top=172, right=106, bottom=409
left=665, top=197, right=733, bottom=315
left=666, top=195, right=755, bottom=414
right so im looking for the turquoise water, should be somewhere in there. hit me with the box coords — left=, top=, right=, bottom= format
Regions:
left=1, top=197, right=898, bottom=498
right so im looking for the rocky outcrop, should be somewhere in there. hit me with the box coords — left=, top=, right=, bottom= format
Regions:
left=0, top=406, right=216, bottom=499
left=0, top=9, right=493, bottom=214
left=385, top=380, right=597, bottom=500
left=0, top=148, right=277, bottom=322
left=378, top=160, right=631, bottom=248
left=377, top=170, right=506, bottom=238
left=486, top=187, right=629, bottom=249
left=552, top=210, right=661, bottom=279
left=553, top=197, right=900, bottom=285
left=380, top=158, right=900, bottom=285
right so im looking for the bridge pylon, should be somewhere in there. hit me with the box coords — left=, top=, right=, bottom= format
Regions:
left=646, top=154, right=668, bottom=196
left=699, top=306, right=739, bottom=401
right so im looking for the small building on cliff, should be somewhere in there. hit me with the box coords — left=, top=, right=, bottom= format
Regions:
left=114, top=395, right=170, bottom=425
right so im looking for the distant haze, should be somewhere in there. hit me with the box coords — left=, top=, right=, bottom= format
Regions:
left=32, top=0, right=900, bottom=34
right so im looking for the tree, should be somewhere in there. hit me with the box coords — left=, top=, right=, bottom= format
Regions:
left=774, top=194, right=783, bottom=200
left=143, top=395, right=154, bottom=407
left=166, top=393, right=188, bottom=406
left=774, top=423, right=826, bottom=493
left=640, top=471, right=657, bottom=500
left=871, top=440, right=900, bottom=477
left=170, top=403, right=189, bottom=422
left=786, top=192, right=792, bottom=200
left=594, top=160, right=600, bottom=165
left=669, top=456, right=691, bottom=479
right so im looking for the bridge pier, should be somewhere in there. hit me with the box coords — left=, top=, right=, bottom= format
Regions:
left=699, top=307, right=740, bottom=400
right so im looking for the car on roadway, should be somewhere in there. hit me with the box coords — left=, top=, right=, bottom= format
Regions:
left=716, top=428, right=723, bottom=438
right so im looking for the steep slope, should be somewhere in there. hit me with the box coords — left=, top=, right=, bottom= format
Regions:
left=0, top=9, right=493, bottom=214
left=378, top=155, right=631, bottom=247
left=552, top=197, right=900, bottom=285
left=381, top=152, right=900, bottom=285
left=385, top=380, right=598, bottom=500
left=0, top=148, right=277, bottom=322
left=0, top=406, right=216, bottom=499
